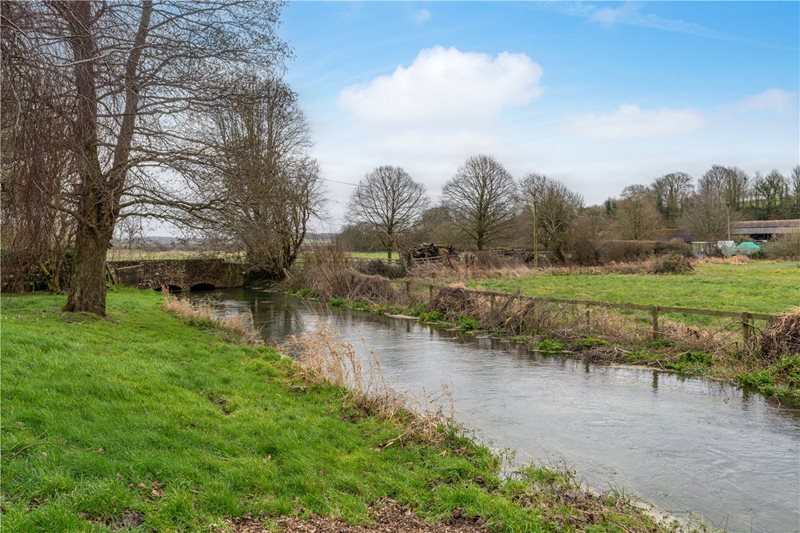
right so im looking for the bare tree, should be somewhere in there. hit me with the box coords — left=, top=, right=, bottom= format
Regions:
left=701, top=165, right=749, bottom=211
left=347, top=166, right=428, bottom=260
left=682, top=173, right=737, bottom=241
left=442, top=155, right=517, bottom=250
left=652, top=172, right=694, bottom=226
left=191, top=76, right=322, bottom=281
left=791, top=165, right=800, bottom=217
left=614, top=185, right=663, bottom=240
left=5, top=1, right=288, bottom=314
left=519, top=173, right=583, bottom=262
left=1, top=4, right=75, bottom=291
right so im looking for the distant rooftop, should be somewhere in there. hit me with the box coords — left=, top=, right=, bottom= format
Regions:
left=730, top=219, right=800, bottom=235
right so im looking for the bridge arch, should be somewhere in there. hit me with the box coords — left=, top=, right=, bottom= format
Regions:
left=190, top=282, right=216, bottom=292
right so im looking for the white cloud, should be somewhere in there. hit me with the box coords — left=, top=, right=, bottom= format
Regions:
left=589, top=3, right=640, bottom=26
left=737, top=88, right=794, bottom=113
left=541, top=2, right=732, bottom=39
left=562, top=104, right=706, bottom=139
left=412, top=8, right=431, bottom=24
left=338, top=46, right=543, bottom=127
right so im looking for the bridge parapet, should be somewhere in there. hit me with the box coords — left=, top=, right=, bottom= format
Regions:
left=110, top=259, right=245, bottom=291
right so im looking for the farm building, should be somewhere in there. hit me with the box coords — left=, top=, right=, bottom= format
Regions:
left=730, top=219, right=800, bottom=240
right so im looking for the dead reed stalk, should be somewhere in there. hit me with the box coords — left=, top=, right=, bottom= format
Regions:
left=161, top=290, right=262, bottom=344
left=282, top=328, right=455, bottom=446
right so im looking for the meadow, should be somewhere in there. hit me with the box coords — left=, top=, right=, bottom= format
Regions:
left=1, top=289, right=664, bottom=532
left=469, top=261, right=800, bottom=315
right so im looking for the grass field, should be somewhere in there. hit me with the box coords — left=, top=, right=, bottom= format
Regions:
left=1, top=289, right=662, bottom=532
left=347, top=251, right=393, bottom=260
left=470, top=261, right=800, bottom=315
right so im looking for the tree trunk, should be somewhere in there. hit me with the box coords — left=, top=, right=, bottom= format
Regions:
left=64, top=225, right=111, bottom=315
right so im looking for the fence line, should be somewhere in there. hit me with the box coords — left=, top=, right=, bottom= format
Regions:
left=404, top=280, right=774, bottom=344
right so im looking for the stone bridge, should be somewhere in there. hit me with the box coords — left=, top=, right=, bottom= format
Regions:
left=109, top=259, right=246, bottom=292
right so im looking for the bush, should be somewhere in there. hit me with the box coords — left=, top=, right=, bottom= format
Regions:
left=653, top=238, right=692, bottom=257
left=650, top=253, right=694, bottom=274
left=357, top=259, right=406, bottom=279
left=765, top=233, right=800, bottom=260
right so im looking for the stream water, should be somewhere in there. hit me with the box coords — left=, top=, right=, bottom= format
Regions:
left=192, top=288, right=800, bottom=532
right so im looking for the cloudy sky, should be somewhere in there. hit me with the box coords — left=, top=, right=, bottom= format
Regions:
left=278, top=1, right=798, bottom=233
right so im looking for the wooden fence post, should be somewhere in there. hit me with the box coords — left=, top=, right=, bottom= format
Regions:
left=585, top=308, right=591, bottom=328
left=651, top=307, right=660, bottom=340
left=742, top=312, right=752, bottom=345
left=404, top=280, right=411, bottom=296
left=490, top=294, right=496, bottom=312
left=428, top=284, right=434, bottom=302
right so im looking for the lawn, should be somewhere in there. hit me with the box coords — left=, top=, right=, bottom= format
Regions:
left=470, top=261, right=800, bottom=315
left=1, top=289, right=661, bottom=532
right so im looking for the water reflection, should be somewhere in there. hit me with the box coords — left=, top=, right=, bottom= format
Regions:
left=190, top=289, right=800, bottom=533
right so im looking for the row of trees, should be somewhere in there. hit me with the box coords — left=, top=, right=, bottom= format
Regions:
left=343, top=157, right=800, bottom=258
left=1, top=1, right=320, bottom=313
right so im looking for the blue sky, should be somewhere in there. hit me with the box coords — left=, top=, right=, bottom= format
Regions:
left=277, top=1, right=799, bottom=230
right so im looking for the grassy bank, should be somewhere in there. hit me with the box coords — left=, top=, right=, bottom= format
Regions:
left=1, top=289, right=668, bottom=532
left=297, top=291, right=800, bottom=404
left=468, top=261, right=800, bottom=316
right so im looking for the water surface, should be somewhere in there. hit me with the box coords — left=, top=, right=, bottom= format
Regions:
left=194, top=288, right=800, bottom=532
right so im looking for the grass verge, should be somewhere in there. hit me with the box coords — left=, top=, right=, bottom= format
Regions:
left=1, top=288, right=671, bottom=532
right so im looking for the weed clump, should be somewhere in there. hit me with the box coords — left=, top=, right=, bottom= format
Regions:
left=760, top=308, right=800, bottom=363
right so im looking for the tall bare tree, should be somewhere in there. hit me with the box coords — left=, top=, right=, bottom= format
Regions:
left=190, top=75, right=321, bottom=281
left=682, top=172, right=737, bottom=241
left=347, top=166, right=428, bottom=260
left=652, top=172, right=694, bottom=226
left=4, top=0, right=288, bottom=314
left=519, top=173, right=583, bottom=262
left=614, top=185, right=663, bottom=240
left=442, top=155, right=516, bottom=250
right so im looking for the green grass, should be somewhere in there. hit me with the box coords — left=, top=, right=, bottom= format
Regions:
left=347, top=251, right=394, bottom=260
left=470, top=261, right=800, bottom=315
left=1, top=289, right=662, bottom=532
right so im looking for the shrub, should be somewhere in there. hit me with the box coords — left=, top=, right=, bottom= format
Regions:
left=653, top=238, right=692, bottom=257
left=650, top=253, right=694, bottom=274
left=357, top=259, right=406, bottom=279
left=765, top=232, right=800, bottom=260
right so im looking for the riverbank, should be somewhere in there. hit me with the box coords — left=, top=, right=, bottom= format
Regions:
left=289, top=289, right=799, bottom=405
left=1, top=289, right=673, bottom=532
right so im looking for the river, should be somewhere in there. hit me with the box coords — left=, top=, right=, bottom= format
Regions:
left=192, top=288, right=800, bottom=532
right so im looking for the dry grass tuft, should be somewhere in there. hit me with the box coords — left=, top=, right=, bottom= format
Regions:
left=699, top=255, right=750, bottom=265
left=162, top=290, right=261, bottom=344
left=761, top=308, right=800, bottom=362
left=282, top=329, right=455, bottom=446
left=426, top=287, right=480, bottom=318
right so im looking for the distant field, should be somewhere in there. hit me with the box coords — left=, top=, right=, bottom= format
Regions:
left=347, top=251, right=392, bottom=259
left=107, top=249, right=244, bottom=261
left=470, top=261, right=800, bottom=315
